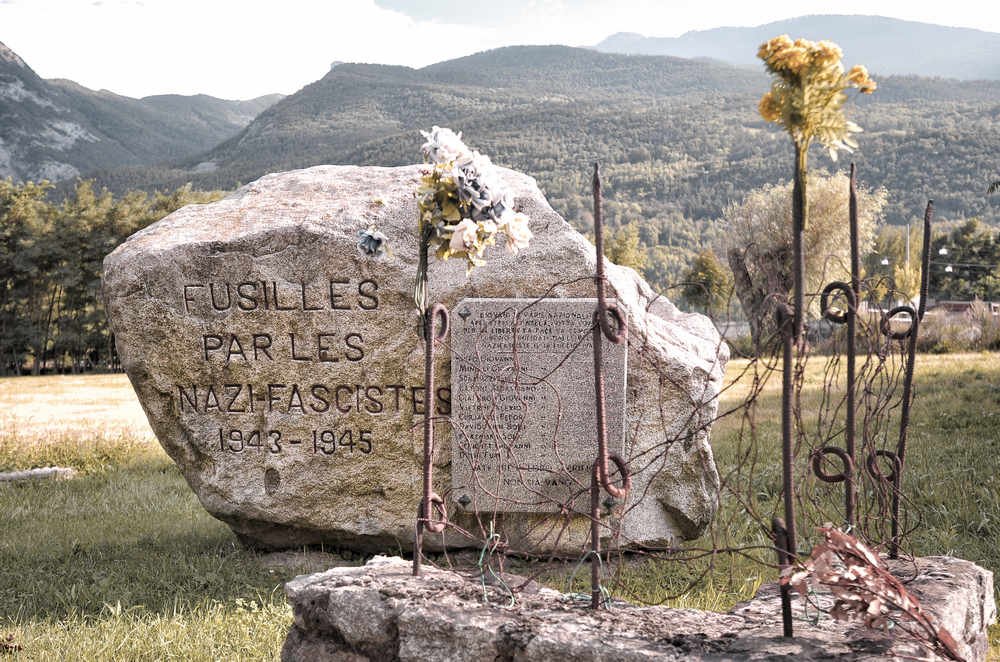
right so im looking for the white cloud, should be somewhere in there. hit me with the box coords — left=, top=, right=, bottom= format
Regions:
left=1, top=0, right=524, bottom=97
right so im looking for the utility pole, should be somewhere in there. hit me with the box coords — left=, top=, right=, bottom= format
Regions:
left=906, top=221, right=911, bottom=266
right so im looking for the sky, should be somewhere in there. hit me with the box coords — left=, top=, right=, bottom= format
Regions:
left=1, top=0, right=998, bottom=99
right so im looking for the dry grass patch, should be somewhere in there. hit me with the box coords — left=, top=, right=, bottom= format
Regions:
left=0, top=373, right=154, bottom=447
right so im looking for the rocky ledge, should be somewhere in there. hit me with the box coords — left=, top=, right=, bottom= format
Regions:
left=281, top=555, right=995, bottom=661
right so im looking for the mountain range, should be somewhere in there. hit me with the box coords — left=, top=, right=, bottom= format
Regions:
left=596, top=15, right=1000, bottom=81
left=87, top=42, right=998, bottom=233
left=0, top=41, right=281, bottom=182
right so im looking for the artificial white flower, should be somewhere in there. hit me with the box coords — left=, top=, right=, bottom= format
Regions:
left=416, top=125, right=532, bottom=287
left=357, top=227, right=389, bottom=258
left=449, top=218, right=478, bottom=253
left=501, top=211, right=532, bottom=254
left=420, top=126, right=471, bottom=165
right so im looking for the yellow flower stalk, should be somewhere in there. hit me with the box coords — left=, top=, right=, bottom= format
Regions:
left=756, top=35, right=875, bottom=340
left=758, top=91, right=782, bottom=123
left=757, top=34, right=876, bottom=161
left=759, top=39, right=878, bottom=636
left=413, top=126, right=532, bottom=314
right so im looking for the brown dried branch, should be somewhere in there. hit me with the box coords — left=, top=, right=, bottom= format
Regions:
left=783, top=526, right=964, bottom=661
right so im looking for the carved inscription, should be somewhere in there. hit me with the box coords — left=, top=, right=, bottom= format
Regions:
left=182, top=278, right=379, bottom=313
left=450, top=298, right=627, bottom=512
left=175, top=277, right=448, bottom=460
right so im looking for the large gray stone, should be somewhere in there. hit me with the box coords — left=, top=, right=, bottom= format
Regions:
left=102, top=164, right=727, bottom=552
left=281, top=555, right=996, bottom=662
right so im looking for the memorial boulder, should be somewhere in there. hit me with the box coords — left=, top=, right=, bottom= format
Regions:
left=102, top=164, right=728, bottom=552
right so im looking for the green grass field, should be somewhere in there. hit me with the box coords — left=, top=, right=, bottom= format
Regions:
left=1, top=356, right=998, bottom=660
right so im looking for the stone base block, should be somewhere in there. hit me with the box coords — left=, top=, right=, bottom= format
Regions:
left=282, top=555, right=995, bottom=661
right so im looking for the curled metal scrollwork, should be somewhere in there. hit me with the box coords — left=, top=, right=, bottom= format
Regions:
left=424, top=302, right=449, bottom=342
left=593, top=452, right=632, bottom=500
left=812, top=446, right=855, bottom=524
left=809, top=166, right=861, bottom=539
left=596, top=305, right=627, bottom=345
left=588, top=163, right=632, bottom=609
left=820, top=281, right=856, bottom=325
left=419, top=492, right=448, bottom=534
left=866, top=449, right=901, bottom=486
left=591, top=163, right=631, bottom=501
left=811, top=446, right=853, bottom=484
left=880, top=305, right=918, bottom=340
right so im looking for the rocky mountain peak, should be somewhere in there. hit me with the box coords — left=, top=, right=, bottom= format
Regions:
left=0, top=41, right=28, bottom=69
left=0, top=40, right=280, bottom=183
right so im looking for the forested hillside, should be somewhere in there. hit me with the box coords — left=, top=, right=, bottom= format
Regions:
left=48, top=79, right=282, bottom=164
left=86, top=45, right=999, bottom=287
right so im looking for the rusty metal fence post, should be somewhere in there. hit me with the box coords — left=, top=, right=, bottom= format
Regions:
left=885, top=200, right=933, bottom=558
left=589, top=163, right=631, bottom=608
left=413, top=303, right=450, bottom=576
left=811, top=163, right=861, bottom=529
left=777, top=302, right=797, bottom=637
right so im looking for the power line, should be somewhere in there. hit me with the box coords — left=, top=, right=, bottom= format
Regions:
left=928, top=259, right=1000, bottom=270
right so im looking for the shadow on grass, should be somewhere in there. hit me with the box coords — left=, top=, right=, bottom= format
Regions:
left=0, top=461, right=309, bottom=621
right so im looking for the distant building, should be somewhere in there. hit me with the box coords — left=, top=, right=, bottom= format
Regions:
left=930, top=300, right=1000, bottom=315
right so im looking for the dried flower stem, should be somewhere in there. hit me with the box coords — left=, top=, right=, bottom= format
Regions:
left=785, top=527, right=965, bottom=661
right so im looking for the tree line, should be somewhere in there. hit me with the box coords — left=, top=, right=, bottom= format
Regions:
left=667, top=174, right=1000, bottom=335
left=0, top=180, right=222, bottom=375
left=3, top=168, right=995, bottom=376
